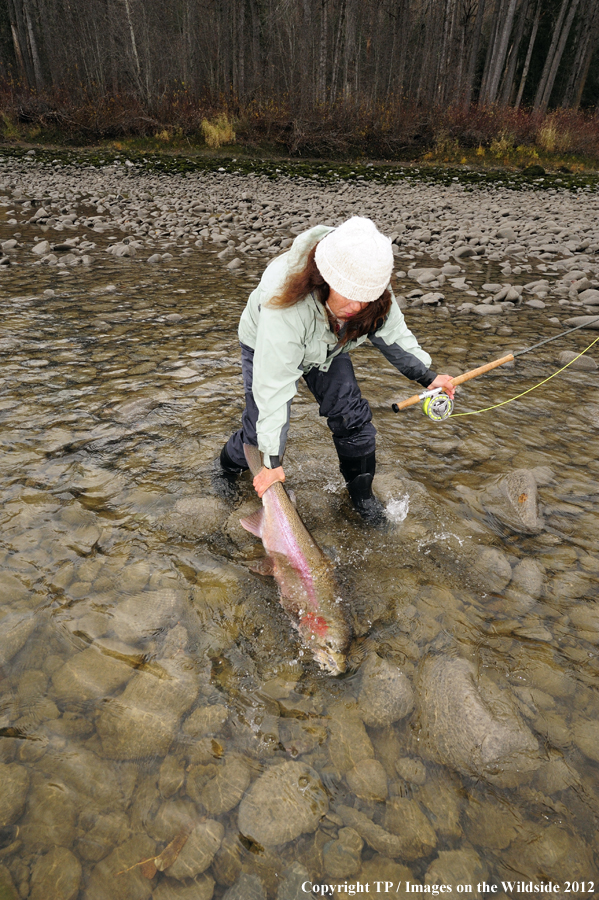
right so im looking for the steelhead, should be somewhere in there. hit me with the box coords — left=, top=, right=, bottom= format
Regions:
left=240, top=444, right=351, bottom=674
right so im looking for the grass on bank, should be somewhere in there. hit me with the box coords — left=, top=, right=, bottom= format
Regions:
left=1, top=89, right=598, bottom=172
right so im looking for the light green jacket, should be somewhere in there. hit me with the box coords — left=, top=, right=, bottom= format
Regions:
left=238, top=225, right=433, bottom=461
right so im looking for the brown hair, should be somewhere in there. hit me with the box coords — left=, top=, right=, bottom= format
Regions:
left=269, top=246, right=392, bottom=346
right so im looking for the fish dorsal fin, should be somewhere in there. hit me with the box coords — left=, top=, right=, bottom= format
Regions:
left=287, top=489, right=297, bottom=508
left=239, top=508, right=264, bottom=538
left=247, top=556, right=275, bottom=577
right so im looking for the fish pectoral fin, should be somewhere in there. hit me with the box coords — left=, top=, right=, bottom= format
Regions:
left=239, top=508, right=264, bottom=538
left=246, top=556, right=276, bottom=577
left=287, top=489, right=297, bottom=508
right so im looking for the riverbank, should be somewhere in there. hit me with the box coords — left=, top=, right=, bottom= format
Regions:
left=1, top=146, right=598, bottom=325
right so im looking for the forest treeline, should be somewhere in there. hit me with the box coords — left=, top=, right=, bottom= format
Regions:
left=1, top=0, right=599, bottom=157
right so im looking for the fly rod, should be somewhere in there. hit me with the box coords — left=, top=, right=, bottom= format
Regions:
left=392, top=314, right=599, bottom=420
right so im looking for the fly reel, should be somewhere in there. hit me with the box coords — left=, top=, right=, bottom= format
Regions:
left=422, top=392, right=454, bottom=420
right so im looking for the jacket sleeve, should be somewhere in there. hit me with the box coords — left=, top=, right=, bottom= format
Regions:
left=369, top=295, right=437, bottom=387
left=252, top=303, right=306, bottom=465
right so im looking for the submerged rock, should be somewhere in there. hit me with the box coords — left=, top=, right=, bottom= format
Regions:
left=327, top=704, right=374, bottom=773
left=152, top=875, right=215, bottom=900
left=323, top=827, right=363, bottom=877
left=84, top=834, right=156, bottom=900
left=480, top=469, right=543, bottom=534
left=29, top=847, right=81, bottom=900
left=345, top=758, right=388, bottom=802
left=97, top=659, right=198, bottom=759
left=222, top=873, right=266, bottom=900
left=237, top=761, right=328, bottom=847
left=52, top=646, right=133, bottom=704
left=425, top=849, right=488, bottom=898
left=356, top=653, right=414, bottom=727
left=500, top=823, right=595, bottom=880
left=383, top=798, right=437, bottom=859
left=0, top=763, right=29, bottom=826
left=417, top=655, right=541, bottom=787
left=165, top=820, right=224, bottom=880
left=109, top=589, right=183, bottom=644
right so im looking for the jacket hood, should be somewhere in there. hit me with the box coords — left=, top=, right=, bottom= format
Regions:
left=286, top=224, right=334, bottom=274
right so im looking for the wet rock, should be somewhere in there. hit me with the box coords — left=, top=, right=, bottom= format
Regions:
left=384, top=797, right=437, bottom=859
left=558, top=349, right=597, bottom=371
left=211, top=833, right=243, bottom=888
left=474, top=547, right=513, bottom=592
left=464, top=792, right=523, bottom=850
left=360, top=860, right=416, bottom=898
left=159, top=756, right=186, bottom=798
left=572, top=719, right=599, bottom=763
left=345, top=758, right=388, bottom=802
left=165, top=820, right=224, bottom=880
left=0, top=866, right=18, bottom=900
left=0, top=610, right=39, bottom=665
left=533, top=754, right=578, bottom=794
left=0, top=763, right=30, bottom=826
left=38, top=743, right=134, bottom=810
left=166, top=497, right=227, bottom=538
left=97, top=659, right=198, bottom=759
left=84, top=834, right=156, bottom=900
left=52, top=646, right=133, bottom=704
left=425, top=849, right=487, bottom=897
left=109, top=589, right=183, bottom=644
left=30, top=847, right=81, bottom=900
left=238, top=761, right=328, bottom=847
left=356, top=653, right=414, bottom=727
left=480, top=469, right=543, bottom=534
left=510, top=558, right=544, bottom=598
left=146, top=798, right=196, bottom=842
left=0, top=571, right=30, bottom=604
left=415, top=774, right=463, bottom=838
left=222, top=873, right=266, bottom=900
left=20, top=780, right=77, bottom=849
left=335, top=805, right=404, bottom=857
left=417, top=655, right=541, bottom=787
left=277, top=863, right=311, bottom=900
left=76, top=811, right=130, bottom=862
left=323, top=827, right=363, bottom=877
left=153, top=876, right=215, bottom=900
left=395, top=757, right=426, bottom=784
left=501, top=823, right=595, bottom=880
left=200, top=756, right=251, bottom=815
left=182, top=704, right=229, bottom=737
left=327, top=704, right=374, bottom=773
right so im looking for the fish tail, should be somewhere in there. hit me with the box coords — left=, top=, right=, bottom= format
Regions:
left=243, top=443, right=263, bottom=476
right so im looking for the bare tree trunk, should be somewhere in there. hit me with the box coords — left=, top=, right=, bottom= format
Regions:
left=560, top=0, right=599, bottom=107
left=7, top=0, right=30, bottom=84
left=479, top=0, right=504, bottom=103
left=239, top=0, right=246, bottom=98
left=514, top=0, right=540, bottom=107
left=499, top=0, right=530, bottom=105
left=123, top=0, right=142, bottom=94
left=330, top=0, right=346, bottom=101
left=22, top=0, right=44, bottom=88
left=463, top=0, right=487, bottom=107
left=484, top=0, right=519, bottom=103
left=533, top=0, right=570, bottom=110
left=535, top=0, right=581, bottom=111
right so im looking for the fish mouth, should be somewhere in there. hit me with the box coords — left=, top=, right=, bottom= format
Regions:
left=312, top=646, right=347, bottom=675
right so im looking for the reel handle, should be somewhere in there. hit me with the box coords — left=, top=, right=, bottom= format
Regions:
left=391, top=353, right=515, bottom=413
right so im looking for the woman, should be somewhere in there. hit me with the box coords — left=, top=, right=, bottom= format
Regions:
left=219, top=216, right=455, bottom=524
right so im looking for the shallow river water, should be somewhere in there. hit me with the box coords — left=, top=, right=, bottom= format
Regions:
left=1, top=193, right=599, bottom=898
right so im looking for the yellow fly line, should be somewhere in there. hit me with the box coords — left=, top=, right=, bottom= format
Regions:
left=450, top=335, right=599, bottom=418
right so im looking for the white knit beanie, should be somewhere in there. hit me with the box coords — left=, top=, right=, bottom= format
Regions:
left=315, top=217, right=393, bottom=303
